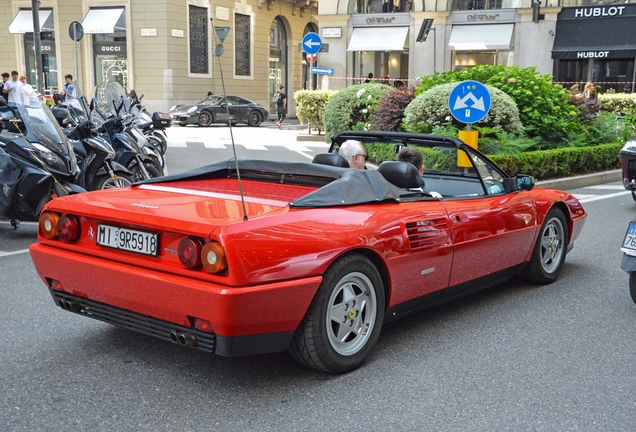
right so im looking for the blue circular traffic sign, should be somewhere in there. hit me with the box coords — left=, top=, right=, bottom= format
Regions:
left=302, top=32, right=322, bottom=55
left=448, top=80, right=491, bottom=124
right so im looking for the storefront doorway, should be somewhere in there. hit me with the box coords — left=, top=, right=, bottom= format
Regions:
left=269, top=17, right=287, bottom=113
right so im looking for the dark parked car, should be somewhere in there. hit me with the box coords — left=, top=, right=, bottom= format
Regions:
left=169, top=95, right=269, bottom=127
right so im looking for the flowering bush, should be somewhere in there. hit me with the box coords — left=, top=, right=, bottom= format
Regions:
left=417, top=65, right=578, bottom=144
left=294, top=90, right=336, bottom=134
left=323, top=83, right=392, bottom=139
left=370, top=86, right=416, bottom=131
left=404, top=82, right=523, bottom=135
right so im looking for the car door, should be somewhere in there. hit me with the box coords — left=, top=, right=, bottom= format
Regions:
left=212, top=97, right=228, bottom=122
left=440, top=147, right=538, bottom=287
left=226, top=97, right=246, bottom=123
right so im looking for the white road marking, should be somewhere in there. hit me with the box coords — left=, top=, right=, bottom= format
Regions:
left=296, top=151, right=315, bottom=160
left=202, top=141, right=227, bottom=149
left=0, top=249, right=30, bottom=257
left=241, top=143, right=268, bottom=150
left=573, top=194, right=597, bottom=200
left=578, top=191, right=631, bottom=203
left=584, top=185, right=626, bottom=190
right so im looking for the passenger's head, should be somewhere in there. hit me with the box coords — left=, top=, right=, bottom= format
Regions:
left=19, top=75, right=26, bottom=84
left=397, top=147, right=424, bottom=174
left=339, top=140, right=367, bottom=169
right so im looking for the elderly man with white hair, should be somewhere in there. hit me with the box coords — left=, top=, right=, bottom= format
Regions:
left=338, top=140, right=367, bottom=169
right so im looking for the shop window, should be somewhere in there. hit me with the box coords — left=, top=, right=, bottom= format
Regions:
left=188, top=5, right=210, bottom=75
left=450, top=0, right=503, bottom=10
left=235, top=13, right=251, bottom=77
left=348, top=0, right=414, bottom=13
left=554, top=59, right=635, bottom=93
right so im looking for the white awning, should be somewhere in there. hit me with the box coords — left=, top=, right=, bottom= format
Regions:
left=8, top=9, right=53, bottom=34
left=347, top=27, right=409, bottom=51
left=81, top=8, right=125, bottom=34
left=448, top=24, right=514, bottom=51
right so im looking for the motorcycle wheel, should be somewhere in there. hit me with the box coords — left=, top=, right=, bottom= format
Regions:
left=131, top=161, right=163, bottom=182
left=92, top=173, right=134, bottom=190
left=631, top=189, right=636, bottom=203
left=630, top=273, right=636, bottom=304
left=149, top=132, right=167, bottom=156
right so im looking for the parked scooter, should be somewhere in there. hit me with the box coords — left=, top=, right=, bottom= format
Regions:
left=0, top=93, right=83, bottom=228
left=97, top=82, right=165, bottom=172
left=52, top=85, right=134, bottom=190
left=128, top=89, right=171, bottom=156
left=620, top=139, right=636, bottom=202
left=620, top=217, right=636, bottom=302
left=93, top=85, right=163, bottom=181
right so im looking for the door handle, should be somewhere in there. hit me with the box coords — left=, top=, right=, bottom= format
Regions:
left=453, top=214, right=468, bottom=223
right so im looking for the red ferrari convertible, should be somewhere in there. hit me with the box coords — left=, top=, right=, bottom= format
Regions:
left=30, top=131, right=586, bottom=373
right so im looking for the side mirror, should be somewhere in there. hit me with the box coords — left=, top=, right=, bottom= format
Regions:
left=505, top=174, right=535, bottom=192
left=394, top=144, right=403, bottom=154
left=89, top=98, right=95, bottom=112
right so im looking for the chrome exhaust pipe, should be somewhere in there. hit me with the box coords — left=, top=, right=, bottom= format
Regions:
left=178, top=333, right=197, bottom=347
left=169, top=331, right=179, bottom=343
left=63, top=300, right=81, bottom=312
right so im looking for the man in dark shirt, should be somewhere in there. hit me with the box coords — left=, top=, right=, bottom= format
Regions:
left=0, top=72, right=9, bottom=103
left=275, top=85, right=287, bottom=129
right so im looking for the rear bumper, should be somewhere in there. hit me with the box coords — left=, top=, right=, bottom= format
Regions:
left=30, top=243, right=322, bottom=356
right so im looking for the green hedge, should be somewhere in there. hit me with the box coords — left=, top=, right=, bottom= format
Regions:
left=489, top=142, right=622, bottom=180
left=598, top=93, right=636, bottom=114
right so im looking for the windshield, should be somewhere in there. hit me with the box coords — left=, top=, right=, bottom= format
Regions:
left=94, top=82, right=129, bottom=119
left=16, top=93, right=71, bottom=156
left=200, top=96, right=224, bottom=105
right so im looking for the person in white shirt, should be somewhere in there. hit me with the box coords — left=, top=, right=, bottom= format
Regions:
left=19, top=75, right=35, bottom=105
left=397, top=147, right=442, bottom=198
left=3, top=70, right=24, bottom=105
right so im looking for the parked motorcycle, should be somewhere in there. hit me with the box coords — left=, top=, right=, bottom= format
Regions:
left=128, top=89, right=171, bottom=156
left=97, top=82, right=165, bottom=172
left=621, top=216, right=636, bottom=303
left=0, top=93, right=83, bottom=227
left=93, top=85, right=163, bottom=181
left=620, top=139, right=636, bottom=202
left=51, top=84, right=134, bottom=190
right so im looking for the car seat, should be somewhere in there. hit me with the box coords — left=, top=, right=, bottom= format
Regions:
left=377, top=161, right=424, bottom=190
left=312, top=153, right=350, bottom=168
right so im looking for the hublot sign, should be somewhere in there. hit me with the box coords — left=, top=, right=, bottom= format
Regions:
left=577, top=51, right=609, bottom=58
left=574, top=6, right=625, bottom=18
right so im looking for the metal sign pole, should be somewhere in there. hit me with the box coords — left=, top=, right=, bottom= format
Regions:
left=31, top=0, right=44, bottom=93
left=74, top=27, right=79, bottom=84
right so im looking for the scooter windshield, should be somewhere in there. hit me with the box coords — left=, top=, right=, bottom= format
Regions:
left=15, top=93, right=72, bottom=156
left=96, top=82, right=130, bottom=118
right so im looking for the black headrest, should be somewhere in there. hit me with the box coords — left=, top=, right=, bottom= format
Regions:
left=377, top=161, right=424, bottom=189
left=312, top=153, right=350, bottom=168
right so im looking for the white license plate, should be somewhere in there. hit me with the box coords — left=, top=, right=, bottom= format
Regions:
left=622, top=222, right=636, bottom=254
left=97, top=224, right=159, bottom=256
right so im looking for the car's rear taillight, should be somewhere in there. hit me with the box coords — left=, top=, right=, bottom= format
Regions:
left=201, top=241, right=227, bottom=274
left=40, top=212, right=59, bottom=239
left=57, top=215, right=81, bottom=243
left=178, top=236, right=203, bottom=269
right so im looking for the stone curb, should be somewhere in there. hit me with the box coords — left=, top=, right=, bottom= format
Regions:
left=536, top=169, right=622, bottom=190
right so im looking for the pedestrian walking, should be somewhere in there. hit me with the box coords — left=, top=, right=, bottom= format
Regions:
left=3, top=71, right=23, bottom=105
left=0, top=72, right=9, bottom=103
left=19, top=75, right=34, bottom=105
left=273, top=85, right=286, bottom=129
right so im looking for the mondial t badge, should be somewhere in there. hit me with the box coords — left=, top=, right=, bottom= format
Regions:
left=88, top=227, right=94, bottom=240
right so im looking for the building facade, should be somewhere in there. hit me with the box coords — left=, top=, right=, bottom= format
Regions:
left=1, top=0, right=319, bottom=112
left=316, top=0, right=636, bottom=93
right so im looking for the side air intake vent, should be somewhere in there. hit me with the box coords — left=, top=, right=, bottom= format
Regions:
left=403, top=218, right=450, bottom=251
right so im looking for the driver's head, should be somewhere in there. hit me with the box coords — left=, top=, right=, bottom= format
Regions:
left=397, top=147, right=424, bottom=174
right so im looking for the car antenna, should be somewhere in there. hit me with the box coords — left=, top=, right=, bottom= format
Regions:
left=212, top=23, right=248, bottom=221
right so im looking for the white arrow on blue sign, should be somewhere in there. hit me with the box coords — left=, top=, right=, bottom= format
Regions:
left=312, top=67, right=334, bottom=75
left=448, top=80, right=491, bottom=124
left=302, top=32, right=322, bottom=55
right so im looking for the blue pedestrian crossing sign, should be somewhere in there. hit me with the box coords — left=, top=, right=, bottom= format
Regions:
left=302, top=32, right=322, bottom=55
left=448, top=80, right=491, bottom=124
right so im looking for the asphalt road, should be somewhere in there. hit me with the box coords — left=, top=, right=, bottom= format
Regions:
left=1, top=127, right=635, bottom=431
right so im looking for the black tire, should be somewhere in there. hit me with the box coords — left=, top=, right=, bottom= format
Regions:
left=147, top=134, right=166, bottom=156
left=247, top=110, right=263, bottom=127
left=289, top=254, right=385, bottom=373
left=197, top=110, right=213, bottom=127
left=523, top=207, right=568, bottom=284
left=629, top=273, right=636, bottom=304
left=91, top=173, right=134, bottom=190
left=130, top=161, right=163, bottom=182
left=631, top=189, right=636, bottom=203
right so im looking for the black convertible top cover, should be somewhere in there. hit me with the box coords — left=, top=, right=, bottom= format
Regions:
left=137, top=158, right=406, bottom=208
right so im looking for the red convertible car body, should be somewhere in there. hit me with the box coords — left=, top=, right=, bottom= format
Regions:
left=30, top=131, right=586, bottom=373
